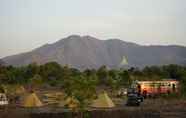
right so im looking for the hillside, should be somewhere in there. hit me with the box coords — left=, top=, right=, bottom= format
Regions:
left=2, top=35, right=186, bottom=69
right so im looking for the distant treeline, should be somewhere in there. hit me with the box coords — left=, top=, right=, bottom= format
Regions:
left=0, top=62, right=186, bottom=97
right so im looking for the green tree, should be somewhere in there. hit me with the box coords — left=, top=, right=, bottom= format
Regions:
left=119, top=70, right=131, bottom=87
left=179, top=69, right=186, bottom=97
left=5, top=67, right=28, bottom=84
left=66, top=75, right=97, bottom=109
left=162, top=64, right=184, bottom=79
left=97, top=65, right=109, bottom=85
left=30, top=74, right=44, bottom=89
left=39, top=62, right=63, bottom=86
left=26, top=63, right=40, bottom=78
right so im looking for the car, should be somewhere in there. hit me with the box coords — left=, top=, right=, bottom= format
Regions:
left=137, top=94, right=144, bottom=102
left=126, top=93, right=143, bottom=106
left=0, top=93, right=8, bottom=106
left=127, top=88, right=144, bottom=102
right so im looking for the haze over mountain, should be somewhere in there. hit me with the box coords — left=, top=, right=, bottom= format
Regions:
left=2, top=35, right=186, bottom=69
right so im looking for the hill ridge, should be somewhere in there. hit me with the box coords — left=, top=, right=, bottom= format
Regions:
left=2, top=35, right=186, bottom=69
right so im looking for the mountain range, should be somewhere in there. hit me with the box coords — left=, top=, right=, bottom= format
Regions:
left=2, top=35, right=186, bottom=69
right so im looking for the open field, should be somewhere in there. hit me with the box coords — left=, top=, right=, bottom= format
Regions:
left=0, top=98, right=186, bottom=118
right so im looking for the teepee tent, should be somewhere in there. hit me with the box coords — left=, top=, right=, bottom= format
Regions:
left=64, top=97, right=79, bottom=109
left=22, top=92, right=43, bottom=107
left=91, top=92, right=115, bottom=108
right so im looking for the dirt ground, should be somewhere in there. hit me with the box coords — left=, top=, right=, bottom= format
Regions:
left=0, top=98, right=186, bottom=118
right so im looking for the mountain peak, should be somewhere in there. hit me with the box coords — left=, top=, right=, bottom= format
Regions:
left=2, top=35, right=186, bottom=69
left=82, top=35, right=99, bottom=40
left=57, top=35, right=100, bottom=45
left=66, top=35, right=100, bottom=41
left=67, top=34, right=81, bottom=39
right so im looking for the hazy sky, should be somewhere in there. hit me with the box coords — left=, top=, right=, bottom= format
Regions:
left=0, top=0, right=186, bottom=58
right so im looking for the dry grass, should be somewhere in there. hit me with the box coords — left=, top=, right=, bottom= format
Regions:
left=0, top=98, right=186, bottom=118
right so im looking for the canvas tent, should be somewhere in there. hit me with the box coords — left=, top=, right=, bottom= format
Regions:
left=22, top=92, right=43, bottom=107
left=91, top=92, right=115, bottom=108
left=64, top=97, right=79, bottom=109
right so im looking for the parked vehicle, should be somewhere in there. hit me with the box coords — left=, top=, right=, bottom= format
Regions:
left=0, top=93, right=8, bottom=106
left=126, top=88, right=144, bottom=106
left=126, top=93, right=141, bottom=106
left=130, top=79, right=179, bottom=98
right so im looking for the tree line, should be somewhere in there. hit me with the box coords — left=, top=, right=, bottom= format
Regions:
left=0, top=62, right=186, bottom=98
